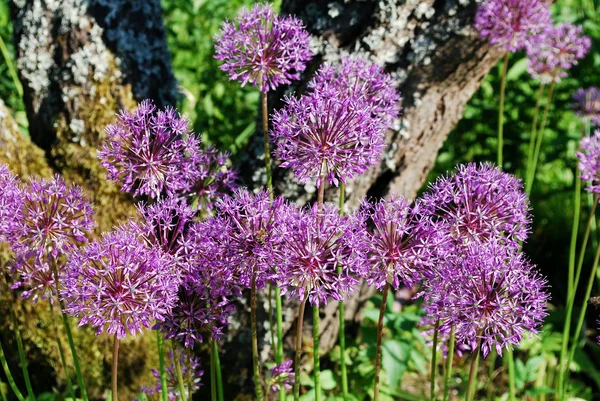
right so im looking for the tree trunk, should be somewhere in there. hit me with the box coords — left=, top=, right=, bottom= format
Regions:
left=6, top=0, right=502, bottom=398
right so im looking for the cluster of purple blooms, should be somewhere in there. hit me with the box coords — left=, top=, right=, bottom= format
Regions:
left=475, top=0, right=590, bottom=83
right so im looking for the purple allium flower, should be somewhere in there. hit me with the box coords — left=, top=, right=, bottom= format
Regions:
left=272, top=85, right=386, bottom=187
left=61, top=225, right=179, bottom=339
left=356, top=195, right=448, bottom=291
left=308, top=57, right=402, bottom=129
left=419, top=240, right=549, bottom=357
left=474, top=0, right=551, bottom=52
left=0, top=163, right=23, bottom=242
left=98, top=100, right=198, bottom=199
left=141, top=349, right=203, bottom=401
left=268, top=360, right=295, bottom=392
left=572, top=88, right=600, bottom=126
left=179, top=146, right=238, bottom=213
left=418, top=163, right=530, bottom=248
left=577, top=130, right=600, bottom=194
left=527, top=23, right=591, bottom=84
left=214, top=3, right=312, bottom=92
left=272, top=202, right=369, bottom=306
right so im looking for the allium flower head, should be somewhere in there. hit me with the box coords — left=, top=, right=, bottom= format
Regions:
left=61, top=226, right=179, bottom=338
left=179, top=146, right=238, bottom=213
left=214, top=3, right=312, bottom=92
left=272, top=202, right=369, bottom=306
left=475, top=0, right=551, bottom=52
left=420, top=240, right=549, bottom=357
left=572, top=88, right=600, bottom=126
left=527, top=23, right=591, bottom=84
left=98, top=100, right=197, bottom=199
left=0, top=163, right=24, bottom=242
left=272, top=85, right=386, bottom=187
left=418, top=163, right=530, bottom=247
left=578, top=130, right=600, bottom=194
left=268, top=360, right=295, bottom=392
left=141, top=349, right=203, bottom=401
left=308, top=57, right=401, bottom=129
left=357, top=195, right=449, bottom=291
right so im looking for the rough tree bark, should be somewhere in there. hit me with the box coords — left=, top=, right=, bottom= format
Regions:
left=4, top=0, right=502, bottom=398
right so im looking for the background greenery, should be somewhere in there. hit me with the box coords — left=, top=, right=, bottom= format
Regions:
left=1, top=0, right=600, bottom=399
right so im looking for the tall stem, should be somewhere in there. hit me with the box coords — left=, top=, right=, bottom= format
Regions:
left=111, top=335, right=119, bottom=401
left=210, top=341, right=217, bottom=401
left=527, top=79, right=557, bottom=194
left=268, top=285, right=276, bottom=356
left=262, top=91, right=273, bottom=196
left=157, top=332, right=168, bottom=401
left=497, top=53, right=509, bottom=169
left=213, top=341, right=224, bottom=401
left=338, top=183, right=349, bottom=400
left=506, top=348, right=516, bottom=401
left=430, top=321, right=439, bottom=401
left=51, top=265, right=88, bottom=401
left=442, top=327, right=455, bottom=401
left=49, top=301, right=75, bottom=401
left=251, top=274, right=264, bottom=401
left=565, top=231, right=600, bottom=389
left=313, top=306, right=321, bottom=401
left=374, top=282, right=390, bottom=401
left=465, top=339, right=482, bottom=401
left=293, top=298, right=308, bottom=401
left=0, top=339, right=25, bottom=401
left=275, top=288, right=285, bottom=401
left=526, top=84, right=546, bottom=180
left=172, top=343, right=188, bottom=401
left=0, top=35, right=23, bottom=97
left=8, top=309, right=34, bottom=401
left=557, top=173, right=583, bottom=399
left=486, top=352, right=497, bottom=401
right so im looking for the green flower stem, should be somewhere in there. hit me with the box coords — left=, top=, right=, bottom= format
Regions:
left=442, top=327, right=455, bottom=401
left=506, top=348, right=516, bottom=401
left=157, top=332, right=168, bottom=401
left=111, top=335, right=119, bottom=401
left=0, top=34, right=23, bottom=97
left=275, top=287, right=285, bottom=401
left=338, top=183, right=349, bottom=400
left=485, top=351, right=496, bottom=401
left=525, top=84, right=546, bottom=182
left=48, top=301, right=75, bottom=401
left=565, top=232, right=600, bottom=394
left=261, top=91, right=273, bottom=197
left=293, top=299, right=308, bottom=401
left=210, top=341, right=217, bottom=401
left=0, top=339, right=25, bottom=401
left=430, top=320, right=439, bottom=401
left=497, top=53, right=509, bottom=169
left=213, top=341, right=224, bottom=401
left=374, top=282, right=390, bottom=401
left=268, top=285, right=276, bottom=358
left=8, top=308, right=34, bottom=401
left=251, top=274, right=265, bottom=401
left=313, top=306, right=321, bottom=401
left=557, top=174, right=584, bottom=400
left=465, top=339, right=482, bottom=401
left=51, top=265, right=88, bottom=401
left=526, top=78, right=557, bottom=194
left=171, top=342, right=187, bottom=401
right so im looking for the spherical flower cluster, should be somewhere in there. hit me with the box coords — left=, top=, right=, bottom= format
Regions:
left=527, top=23, right=591, bottom=84
left=214, top=3, right=312, bottom=92
left=268, top=360, right=295, bottom=392
left=420, top=240, right=549, bottom=357
left=572, top=87, right=600, bottom=126
left=577, top=130, right=600, bottom=194
left=98, top=100, right=198, bottom=199
left=308, top=57, right=402, bottom=129
left=0, top=163, right=23, bottom=242
left=474, top=0, right=551, bottom=52
left=418, top=162, right=530, bottom=248
left=357, top=195, right=448, bottom=291
left=141, top=349, right=203, bottom=401
left=61, top=226, right=179, bottom=338
left=272, top=85, right=386, bottom=187
left=272, top=202, right=368, bottom=306
left=180, top=146, right=238, bottom=213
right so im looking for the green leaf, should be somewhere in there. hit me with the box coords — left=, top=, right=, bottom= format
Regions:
left=506, top=57, right=529, bottom=81
left=320, top=370, right=338, bottom=390
left=382, top=339, right=409, bottom=390
left=514, top=358, right=527, bottom=390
